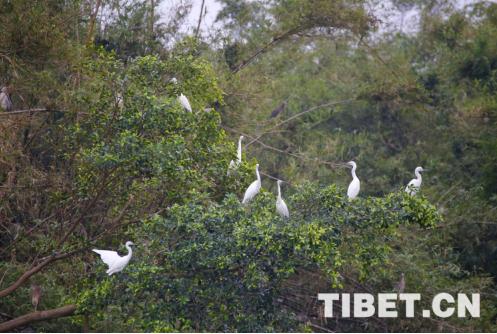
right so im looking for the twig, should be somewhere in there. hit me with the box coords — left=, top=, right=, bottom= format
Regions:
left=309, top=322, right=335, bottom=333
left=0, top=311, right=13, bottom=320
left=0, top=251, right=75, bottom=298
left=223, top=125, right=345, bottom=169
left=259, top=171, right=293, bottom=187
left=245, top=99, right=356, bottom=147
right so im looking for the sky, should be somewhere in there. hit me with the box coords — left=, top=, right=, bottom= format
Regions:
left=160, top=0, right=222, bottom=37
left=160, top=0, right=489, bottom=38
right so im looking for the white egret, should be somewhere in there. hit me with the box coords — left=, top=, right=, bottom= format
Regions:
left=242, top=164, right=261, bottom=204
left=276, top=180, right=289, bottom=218
left=170, top=77, right=178, bottom=84
left=92, top=241, right=134, bottom=275
left=227, top=135, right=244, bottom=176
left=0, top=86, right=13, bottom=111
left=178, top=93, right=192, bottom=112
left=346, top=161, right=360, bottom=200
left=405, top=166, right=424, bottom=196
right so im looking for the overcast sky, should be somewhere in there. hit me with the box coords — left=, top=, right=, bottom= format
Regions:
left=160, top=0, right=487, bottom=38
left=160, top=0, right=222, bottom=36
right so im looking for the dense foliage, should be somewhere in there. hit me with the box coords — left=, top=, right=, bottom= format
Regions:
left=1, top=0, right=497, bottom=332
left=76, top=187, right=439, bottom=332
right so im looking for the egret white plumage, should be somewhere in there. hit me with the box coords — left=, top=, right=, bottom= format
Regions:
left=0, top=86, right=13, bottom=111
left=228, top=135, right=244, bottom=176
left=276, top=180, right=289, bottom=218
left=178, top=93, right=192, bottom=112
left=93, top=241, right=134, bottom=275
left=170, top=78, right=192, bottom=112
left=346, top=161, right=360, bottom=200
left=405, top=166, right=424, bottom=195
left=242, top=164, right=261, bottom=204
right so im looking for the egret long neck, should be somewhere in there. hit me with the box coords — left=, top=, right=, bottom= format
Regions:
left=277, top=182, right=281, bottom=199
left=125, top=245, right=133, bottom=259
left=237, top=138, right=242, bottom=162
left=351, top=165, right=357, bottom=179
left=256, top=166, right=260, bottom=181
left=415, top=170, right=422, bottom=182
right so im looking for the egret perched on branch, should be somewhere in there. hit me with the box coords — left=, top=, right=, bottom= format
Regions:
left=170, top=77, right=192, bottom=112
left=276, top=180, right=289, bottom=218
left=405, top=166, right=424, bottom=196
left=346, top=161, right=360, bottom=200
left=242, top=164, right=261, bottom=204
left=178, top=93, right=192, bottom=112
left=93, top=241, right=134, bottom=275
left=227, top=135, right=244, bottom=176
left=0, top=86, right=13, bottom=111
left=31, top=284, right=42, bottom=311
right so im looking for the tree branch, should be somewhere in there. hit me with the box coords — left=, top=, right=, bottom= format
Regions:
left=85, top=0, right=103, bottom=47
left=0, top=108, right=65, bottom=117
left=222, top=125, right=344, bottom=170
left=0, top=304, right=76, bottom=332
left=0, top=251, right=76, bottom=298
left=232, top=28, right=299, bottom=74
left=244, top=99, right=356, bottom=147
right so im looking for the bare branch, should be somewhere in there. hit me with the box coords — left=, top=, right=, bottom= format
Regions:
left=0, top=304, right=76, bottom=332
left=195, top=0, right=206, bottom=39
left=222, top=125, right=344, bottom=170
left=244, top=99, right=357, bottom=148
left=0, top=251, right=75, bottom=298
left=232, top=28, right=299, bottom=74
left=0, top=108, right=65, bottom=117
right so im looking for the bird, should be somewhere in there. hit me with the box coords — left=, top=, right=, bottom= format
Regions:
left=92, top=241, right=134, bottom=275
left=394, top=272, right=405, bottom=294
left=269, top=101, right=287, bottom=118
left=242, top=164, right=261, bottom=204
left=405, top=166, right=424, bottom=196
left=31, top=283, right=42, bottom=311
left=227, top=135, right=244, bottom=176
left=0, top=86, right=13, bottom=111
left=169, top=78, right=192, bottom=112
left=276, top=180, right=289, bottom=218
left=177, top=93, right=192, bottom=112
left=346, top=161, right=360, bottom=200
